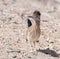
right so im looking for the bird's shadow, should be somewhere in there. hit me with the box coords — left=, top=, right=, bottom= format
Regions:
left=37, top=48, right=60, bottom=57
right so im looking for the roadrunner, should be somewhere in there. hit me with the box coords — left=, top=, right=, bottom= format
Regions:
left=27, top=10, right=41, bottom=48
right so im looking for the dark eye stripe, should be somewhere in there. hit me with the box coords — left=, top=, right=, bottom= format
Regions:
left=28, top=19, right=32, bottom=27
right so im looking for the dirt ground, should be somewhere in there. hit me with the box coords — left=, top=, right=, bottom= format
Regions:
left=0, top=0, right=60, bottom=59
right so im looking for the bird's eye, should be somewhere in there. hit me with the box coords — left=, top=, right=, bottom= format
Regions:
left=28, top=19, right=32, bottom=27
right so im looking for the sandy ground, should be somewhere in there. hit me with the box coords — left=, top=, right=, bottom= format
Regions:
left=0, top=0, right=60, bottom=59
